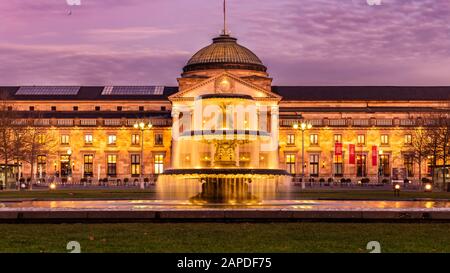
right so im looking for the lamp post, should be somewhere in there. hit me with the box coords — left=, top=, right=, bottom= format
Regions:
left=67, top=148, right=72, bottom=179
left=378, top=149, right=383, bottom=184
left=293, top=121, right=313, bottom=189
left=134, top=121, right=153, bottom=185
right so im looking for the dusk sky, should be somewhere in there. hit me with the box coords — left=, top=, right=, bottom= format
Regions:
left=1, top=0, right=450, bottom=86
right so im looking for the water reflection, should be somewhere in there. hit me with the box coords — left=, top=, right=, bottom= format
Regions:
left=1, top=200, right=450, bottom=211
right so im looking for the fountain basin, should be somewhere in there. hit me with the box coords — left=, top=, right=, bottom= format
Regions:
left=1, top=200, right=450, bottom=222
left=163, top=169, right=289, bottom=176
left=157, top=169, right=291, bottom=203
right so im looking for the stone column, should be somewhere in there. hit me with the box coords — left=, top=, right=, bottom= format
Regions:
left=171, top=108, right=180, bottom=168
left=251, top=141, right=260, bottom=168
left=235, top=143, right=240, bottom=167
left=267, top=106, right=279, bottom=168
left=210, top=142, right=215, bottom=167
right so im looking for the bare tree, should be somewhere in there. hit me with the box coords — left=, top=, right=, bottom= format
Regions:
left=436, top=115, right=450, bottom=191
left=0, top=97, right=59, bottom=190
left=11, top=124, right=28, bottom=180
left=0, top=99, right=17, bottom=189
left=427, top=126, right=440, bottom=183
left=423, top=113, right=450, bottom=191
left=410, top=127, right=431, bottom=182
left=22, top=120, right=58, bottom=188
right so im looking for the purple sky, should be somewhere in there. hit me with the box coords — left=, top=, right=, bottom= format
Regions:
left=1, top=0, right=450, bottom=86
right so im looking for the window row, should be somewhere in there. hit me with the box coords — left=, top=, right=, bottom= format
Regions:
left=285, top=153, right=416, bottom=178
left=29, top=106, right=168, bottom=112
left=36, top=154, right=165, bottom=178
left=286, top=133, right=413, bottom=146
left=60, top=133, right=165, bottom=146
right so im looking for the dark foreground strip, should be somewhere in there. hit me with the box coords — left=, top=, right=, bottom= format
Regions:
left=0, top=253, right=443, bottom=272
left=1, top=210, right=450, bottom=223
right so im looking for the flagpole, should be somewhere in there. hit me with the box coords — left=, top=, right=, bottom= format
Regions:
left=223, top=0, right=227, bottom=35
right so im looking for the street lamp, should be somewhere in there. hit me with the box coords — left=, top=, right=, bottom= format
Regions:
left=67, top=148, right=72, bottom=177
left=394, top=183, right=401, bottom=197
left=378, top=149, right=383, bottom=184
left=293, top=121, right=313, bottom=189
left=134, top=121, right=153, bottom=185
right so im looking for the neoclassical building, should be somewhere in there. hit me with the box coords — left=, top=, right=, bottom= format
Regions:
left=1, top=32, right=449, bottom=185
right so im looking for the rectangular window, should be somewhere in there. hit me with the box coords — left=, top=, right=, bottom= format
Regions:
left=404, top=134, right=412, bottom=145
left=107, top=155, right=117, bottom=176
left=108, top=135, right=117, bottom=145
left=154, top=133, right=164, bottom=146
left=117, top=106, right=123, bottom=111
left=60, top=155, right=70, bottom=177
left=357, top=134, right=365, bottom=145
left=379, top=154, right=390, bottom=177
left=84, top=154, right=94, bottom=177
left=154, top=154, right=164, bottom=174
left=61, top=134, right=70, bottom=145
left=95, top=106, right=101, bottom=111
left=131, top=134, right=140, bottom=145
left=309, top=154, right=319, bottom=177
left=333, top=155, right=343, bottom=177
left=286, top=154, right=296, bottom=174
left=131, top=154, right=141, bottom=176
left=37, top=134, right=45, bottom=144
left=334, top=134, right=342, bottom=144
left=381, top=134, right=389, bottom=145
left=73, top=106, right=78, bottom=111
left=37, top=155, right=46, bottom=178
left=287, top=134, right=295, bottom=145
left=51, top=106, right=57, bottom=111
left=84, top=134, right=93, bottom=145
left=356, top=154, right=367, bottom=177
left=404, top=155, right=414, bottom=177
left=310, top=134, right=318, bottom=145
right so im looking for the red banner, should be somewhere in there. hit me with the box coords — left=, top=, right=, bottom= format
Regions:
left=372, top=146, right=378, bottom=166
left=349, top=144, right=355, bottom=164
left=335, top=142, right=343, bottom=156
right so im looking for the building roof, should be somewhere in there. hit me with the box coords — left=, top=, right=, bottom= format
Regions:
left=272, top=86, right=450, bottom=101
left=1, top=86, right=450, bottom=101
left=279, top=107, right=449, bottom=114
left=0, top=86, right=178, bottom=101
left=183, top=35, right=267, bottom=73
left=13, top=111, right=171, bottom=119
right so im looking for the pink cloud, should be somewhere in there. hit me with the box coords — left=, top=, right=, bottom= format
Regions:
left=1, top=0, right=450, bottom=85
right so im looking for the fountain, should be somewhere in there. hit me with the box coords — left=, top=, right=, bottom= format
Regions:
left=157, top=92, right=292, bottom=203
left=153, top=6, right=293, bottom=203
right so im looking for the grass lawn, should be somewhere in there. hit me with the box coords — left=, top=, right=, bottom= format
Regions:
left=0, top=189, right=155, bottom=200
left=287, top=190, right=450, bottom=200
left=1, top=189, right=450, bottom=201
left=0, top=222, right=449, bottom=253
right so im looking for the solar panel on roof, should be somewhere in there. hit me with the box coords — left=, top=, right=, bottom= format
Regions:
left=16, top=86, right=80, bottom=96
left=101, top=86, right=165, bottom=96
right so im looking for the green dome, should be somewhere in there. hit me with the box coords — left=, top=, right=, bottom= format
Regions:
left=183, top=34, right=267, bottom=73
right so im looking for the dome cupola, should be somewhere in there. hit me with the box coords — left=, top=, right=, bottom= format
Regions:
left=183, top=34, right=267, bottom=74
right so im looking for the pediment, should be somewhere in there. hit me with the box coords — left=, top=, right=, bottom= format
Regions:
left=169, top=72, right=281, bottom=101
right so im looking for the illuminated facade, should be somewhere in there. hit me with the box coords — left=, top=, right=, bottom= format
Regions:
left=1, top=33, right=448, bottom=184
